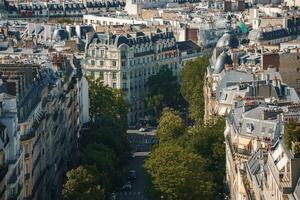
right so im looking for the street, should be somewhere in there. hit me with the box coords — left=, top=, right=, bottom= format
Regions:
left=115, top=129, right=157, bottom=200
left=116, top=153, right=149, bottom=200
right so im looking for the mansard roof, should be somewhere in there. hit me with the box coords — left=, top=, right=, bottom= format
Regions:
left=86, top=31, right=175, bottom=49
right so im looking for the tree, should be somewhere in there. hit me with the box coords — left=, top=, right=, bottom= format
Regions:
left=186, top=118, right=226, bottom=198
left=144, top=142, right=214, bottom=200
left=63, top=166, right=105, bottom=200
left=146, top=66, right=186, bottom=117
left=87, top=76, right=129, bottom=130
left=284, top=122, right=300, bottom=149
left=157, top=108, right=186, bottom=142
left=68, top=77, right=131, bottom=197
left=180, top=57, right=209, bottom=126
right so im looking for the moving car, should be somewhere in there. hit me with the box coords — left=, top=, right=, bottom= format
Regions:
left=122, top=182, right=132, bottom=191
left=127, top=170, right=137, bottom=181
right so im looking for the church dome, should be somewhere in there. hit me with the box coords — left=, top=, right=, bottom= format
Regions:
left=216, top=30, right=239, bottom=49
left=213, top=50, right=233, bottom=74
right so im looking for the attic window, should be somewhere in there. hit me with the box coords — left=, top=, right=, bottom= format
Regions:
left=246, top=123, right=254, bottom=133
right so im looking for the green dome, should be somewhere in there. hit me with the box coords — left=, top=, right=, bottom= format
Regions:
left=236, top=22, right=248, bottom=34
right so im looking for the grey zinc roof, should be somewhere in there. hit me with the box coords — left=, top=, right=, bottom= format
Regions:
left=216, top=70, right=253, bottom=99
left=213, top=50, right=233, bottom=74
left=241, top=106, right=280, bottom=140
left=247, top=149, right=264, bottom=188
left=216, top=30, right=239, bottom=48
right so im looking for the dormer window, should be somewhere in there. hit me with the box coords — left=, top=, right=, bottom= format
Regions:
left=246, top=123, right=254, bottom=133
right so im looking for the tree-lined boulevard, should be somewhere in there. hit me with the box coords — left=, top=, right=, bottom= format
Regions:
left=62, top=57, right=227, bottom=200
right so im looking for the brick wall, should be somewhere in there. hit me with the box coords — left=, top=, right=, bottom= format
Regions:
left=186, top=28, right=198, bottom=44
left=262, top=53, right=280, bottom=70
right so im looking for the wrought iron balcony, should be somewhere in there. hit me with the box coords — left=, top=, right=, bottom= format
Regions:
left=20, top=129, right=35, bottom=141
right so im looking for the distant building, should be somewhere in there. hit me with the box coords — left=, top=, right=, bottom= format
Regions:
left=261, top=50, right=300, bottom=95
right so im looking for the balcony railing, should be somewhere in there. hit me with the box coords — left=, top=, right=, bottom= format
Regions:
left=226, top=135, right=252, bottom=159
left=32, top=169, right=47, bottom=196
left=235, top=147, right=252, bottom=157
left=20, top=129, right=35, bottom=141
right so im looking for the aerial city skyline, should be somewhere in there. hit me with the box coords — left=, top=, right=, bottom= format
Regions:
left=0, top=0, right=299, bottom=199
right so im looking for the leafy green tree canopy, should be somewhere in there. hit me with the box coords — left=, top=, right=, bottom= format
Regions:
left=180, top=57, right=209, bottom=126
left=157, top=107, right=186, bottom=142
left=87, top=76, right=128, bottom=130
left=146, top=66, right=186, bottom=117
left=63, top=166, right=105, bottom=200
left=144, top=142, right=214, bottom=200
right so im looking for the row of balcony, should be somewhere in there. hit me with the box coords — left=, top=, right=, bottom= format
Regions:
left=20, top=129, right=35, bottom=142
left=226, top=135, right=252, bottom=160
left=266, top=153, right=292, bottom=192
left=32, top=168, right=47, bottom=197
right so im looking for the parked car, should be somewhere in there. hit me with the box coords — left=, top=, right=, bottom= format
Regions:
left=130, top=152, right=135, bottom=159
left=122, top=182, right=132, bottom=191
left=127, top=170, right=137, bottom=181
left=139, top=127, right=148, bottom=132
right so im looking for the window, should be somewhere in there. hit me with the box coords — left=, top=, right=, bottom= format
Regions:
left=24, top=144, right=29, bottom=155
left=112, top=82, right=117, bottom=89
left=122, top=72, right=127, bottom=79
left=100, top=61, right=104, bottom=66
left=112, top=60, right=117, bottom=67
left=100, top=72, right=104, bottom=80
left=246, top=123, right=254, bottom=133
left=100, top=49, right=104, bottom=57
left=112, top=72, right=117, bottom=79
left=223, top=94, right=228, bottom=100
left=122, top=61, right=126, bottom=67
left=91, top=50, right=95, bottom=56
left=122, top=83, right=127, bottom=90
left=297, top=79, right=300, bottom=89
left=121, top=50, right=126, bottom=59
left=91, top=60, right=95, bottom=66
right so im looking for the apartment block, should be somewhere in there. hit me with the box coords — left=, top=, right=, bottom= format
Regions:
left=0, top=54, right=87, bottom=200
left=84, top=30, right=181, bottom=124
left=0, top=92, right=22, bottom=200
